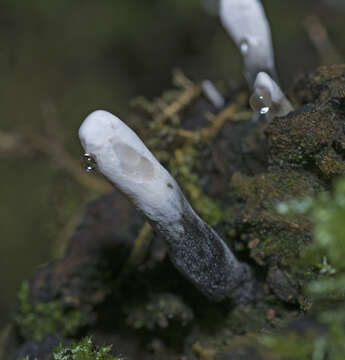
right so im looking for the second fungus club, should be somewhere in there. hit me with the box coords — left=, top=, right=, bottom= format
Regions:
left=220, top=0, right=293, bottom=119
left=220, top=0, right=278, bottom=87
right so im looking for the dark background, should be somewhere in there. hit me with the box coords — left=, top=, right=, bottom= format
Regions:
left=0, top=0, right=344, bottom=328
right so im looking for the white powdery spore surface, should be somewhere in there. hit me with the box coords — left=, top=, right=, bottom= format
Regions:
left=79, top=110, right=184, bottom=230
left=220, top=0, right=276, bottom=84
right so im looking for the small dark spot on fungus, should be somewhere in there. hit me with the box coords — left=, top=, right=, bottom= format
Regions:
left=167, top=183, right=174, bottom=189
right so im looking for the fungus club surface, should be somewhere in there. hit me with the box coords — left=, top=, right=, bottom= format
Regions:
left=5, top=65, right=345, bottom=360
left=220, top=0, right=278, bottom=87
left=78, top=110, right=255, bottom=303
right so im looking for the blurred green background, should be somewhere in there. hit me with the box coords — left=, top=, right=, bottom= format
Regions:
left=0, top=0, right=344, bottom=328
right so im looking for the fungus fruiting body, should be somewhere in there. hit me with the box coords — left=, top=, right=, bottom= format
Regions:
left=250, top=72, right=293, bottom=119
left=79, top=110, right=254, bottom=302
left=220, top=0, right=277, bottom=87
left=202, top=80, right=225, bottom=109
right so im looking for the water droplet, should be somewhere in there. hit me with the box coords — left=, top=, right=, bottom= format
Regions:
left=249, top=89, right=272, bottom=116
left=260, top=106, right=270, bottom=114
left=240, top=40, right=249, bottom=55
left=82, top=153, right=96, bottom=173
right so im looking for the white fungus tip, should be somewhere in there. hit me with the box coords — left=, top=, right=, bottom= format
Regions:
left=202, top=80, right=225, bottom=109
left=79, top=110, right=185, bottom=227
left=79, top=110, right=120, bottom=150
left=250, top=72, right=293, bottom=118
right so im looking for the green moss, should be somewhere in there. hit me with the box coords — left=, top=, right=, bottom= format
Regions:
left=315, top=147, right=345, bottom=179
left=277, top=176, right=345, bottom=272
left=16, top=282, right=83, bottom=341
left=168, top=146, right=224, bottom=226
left=266, top=107, right=338, bottom=167
left=260, top=175, right=345, bottom=359
left=214, top=174, right=345, bottom=358
left=52, top=337, right=120, bottom=360
left=259, top=333, right=316, bottom=359
left=292, top=64, right=345, bottom=106
left=19, top=337, right=121, bottom=360
left=229, top=170, right=321, bottom=267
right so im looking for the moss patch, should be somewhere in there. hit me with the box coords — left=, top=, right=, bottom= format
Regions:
left=16, top=282, right=83, bottom=341
left=17, top=337, right=121, bottom=360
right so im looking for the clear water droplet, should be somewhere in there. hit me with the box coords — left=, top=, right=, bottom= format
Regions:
left=249, top=89, right=272, bottom=116
left=260, top=106, right=270, bottom=114
left=240, top=40, right=249, bottom=55
left=83, top=153, right=96, bottom=173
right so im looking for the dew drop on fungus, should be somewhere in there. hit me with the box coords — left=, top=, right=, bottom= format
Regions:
left=240, top=40, right=249, bottom=55
left=249, top=88, right=272, bottom=115
left=83, top=153, right=96, bottom=173
left=260, top=106, right=270, bottom=114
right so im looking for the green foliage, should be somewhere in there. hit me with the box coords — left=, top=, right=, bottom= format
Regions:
left=16, top=282, right=83, bottom=341
left=18, top=337, right=120, bottom=360
left=278, top=176, right=345, bottom=298
left=262, top=175, right=345, bottom=359
left=51, top=337, right=120, bottom=360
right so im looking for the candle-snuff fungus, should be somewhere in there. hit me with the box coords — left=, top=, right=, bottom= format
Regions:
left=220, top=0, right=277, bottom=87
left=79, top=110, right=255, bottom=303
left=77, top=1, right=303, bottom=305
left=7, top=0, right=345, bottom=358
